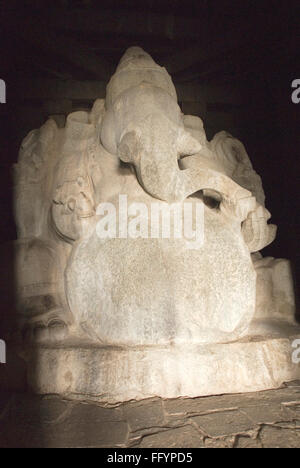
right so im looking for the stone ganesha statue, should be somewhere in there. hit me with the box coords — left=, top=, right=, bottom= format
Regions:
left=11, top=47, right=290, bottom=348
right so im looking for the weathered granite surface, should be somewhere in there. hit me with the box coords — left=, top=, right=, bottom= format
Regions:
left=19, top=329, right=300, bottom=403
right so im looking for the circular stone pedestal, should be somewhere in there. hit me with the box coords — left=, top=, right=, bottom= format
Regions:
left=22, top=323, right=300, bottom=404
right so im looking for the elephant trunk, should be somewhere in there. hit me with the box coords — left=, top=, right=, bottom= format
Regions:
left=118, top=112, right=255, bottom=221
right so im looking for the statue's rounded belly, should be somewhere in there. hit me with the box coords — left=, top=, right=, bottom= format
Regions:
left=66, top=206, right=256, bottom=345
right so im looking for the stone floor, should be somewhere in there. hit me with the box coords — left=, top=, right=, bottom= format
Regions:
left=0, top=381, right=300, bottom=448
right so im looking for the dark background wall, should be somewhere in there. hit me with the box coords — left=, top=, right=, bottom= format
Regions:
left=0, top=0, right=299, bottom=290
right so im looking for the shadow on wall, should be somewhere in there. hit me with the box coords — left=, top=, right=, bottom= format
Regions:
left=0, top=191, right=27, bottom=394
left=0, top=99, right=30, bottom=409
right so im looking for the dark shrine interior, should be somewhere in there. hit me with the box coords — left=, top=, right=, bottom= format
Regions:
left=0, top=0, right=299, bottom=299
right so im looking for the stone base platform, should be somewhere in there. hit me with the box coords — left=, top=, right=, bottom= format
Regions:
left=12, top=320, right=299, bottom=404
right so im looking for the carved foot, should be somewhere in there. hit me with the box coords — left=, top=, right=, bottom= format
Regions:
left=21, top=311, right=69, bottom=344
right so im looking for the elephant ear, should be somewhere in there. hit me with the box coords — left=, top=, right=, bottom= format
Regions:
left=177, top=128, right=202, bottom=158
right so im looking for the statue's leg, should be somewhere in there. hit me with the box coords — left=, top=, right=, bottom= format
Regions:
left=0, top=238, right=71, bottom=343
left=19, top=295, right=69, bottom=343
